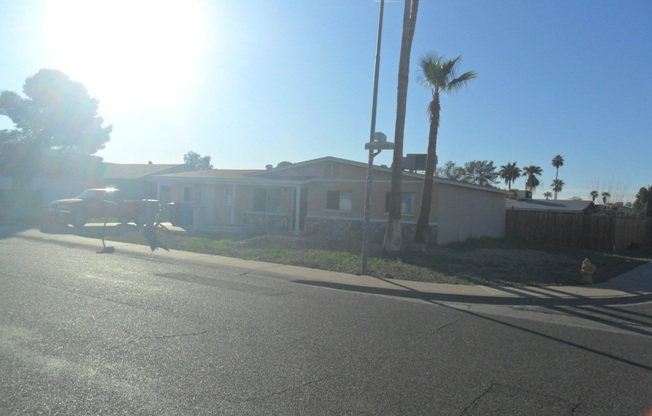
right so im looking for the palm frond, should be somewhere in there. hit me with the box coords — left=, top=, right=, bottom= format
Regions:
left=418, top=52, right=477, bottom=95
left=445, top=71, right=479, bottom=94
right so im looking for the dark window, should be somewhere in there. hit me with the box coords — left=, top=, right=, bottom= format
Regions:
left=385, top=192, right=415, bottom=215
left=327, top=191, right=340, bottom=210
left=253, top=188, right=281, bottom=212
left=326, top=191, right=352, bottom=211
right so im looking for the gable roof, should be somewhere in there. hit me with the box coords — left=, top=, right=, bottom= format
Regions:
left=506, top=199, right=595, bottom=213
left=102, top=163, right=190, bottom=179
left=151, top=156, right=508, bottom=195
left=251, top=156, right=507, bottom=194
left=156, top=169, right=262, bottom=180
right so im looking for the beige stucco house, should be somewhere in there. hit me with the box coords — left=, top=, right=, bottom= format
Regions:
left=151, top=156, right=507, bottom=245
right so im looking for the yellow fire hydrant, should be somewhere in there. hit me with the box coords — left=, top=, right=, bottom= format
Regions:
left=580, top=258, right=597, bottom=284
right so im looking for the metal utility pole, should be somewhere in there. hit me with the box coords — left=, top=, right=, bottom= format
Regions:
left=361, top=0, right=389, bottom=275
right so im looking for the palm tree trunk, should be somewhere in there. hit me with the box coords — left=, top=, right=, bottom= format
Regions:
left=383, top=0, right=419, bottom=254
left=554, top=167, right=559, bottom=200
left=413, top=93, right=440, bottom=246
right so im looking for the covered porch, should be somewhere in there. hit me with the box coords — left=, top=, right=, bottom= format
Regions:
left=154, top=178, right=310, bottom=236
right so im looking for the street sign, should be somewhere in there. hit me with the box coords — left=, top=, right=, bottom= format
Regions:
left=365, top=141, right=394, bottom=150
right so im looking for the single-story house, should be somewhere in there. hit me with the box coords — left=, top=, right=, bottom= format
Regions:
left=151, top=156, right=507, bottom=246
left=506, top=199, right=596, bottom=214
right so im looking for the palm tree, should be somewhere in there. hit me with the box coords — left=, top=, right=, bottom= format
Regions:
left=522, top=165, right=543, bottom=193
left=413, top=53, right=477, bottom=246
left=384, top=0, right=420, bottom=254
left=498, top=162, right=521, bottom=190
left=551, top=179, right=565, bottom=196
left=543, top=192, right=553, bottom=200
left=551, top=155, right=564, bottom=200
left=590, top=190, right=599, bottom=202
left=602, top=192, right=611, bottom=204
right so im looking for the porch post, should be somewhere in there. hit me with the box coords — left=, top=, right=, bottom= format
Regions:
left=294, top=185, right=301, bottom=235
left=230, top=184, right=237, bottom=224
left=156, top=182, right=162, bottom=201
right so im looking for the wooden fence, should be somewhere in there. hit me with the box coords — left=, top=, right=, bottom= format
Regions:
left=505, top=210, right=652, bottom=251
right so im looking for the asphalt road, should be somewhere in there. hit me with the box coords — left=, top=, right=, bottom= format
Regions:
left=1, top=235, right=651, bottom=415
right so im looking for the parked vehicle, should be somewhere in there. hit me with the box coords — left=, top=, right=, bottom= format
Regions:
left=48, top=188, right=158, bottom=227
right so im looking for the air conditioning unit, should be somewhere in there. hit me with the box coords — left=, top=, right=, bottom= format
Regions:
left=403, top=154, right=427, bottom=172
left=509, top=189, right=532, bottom=200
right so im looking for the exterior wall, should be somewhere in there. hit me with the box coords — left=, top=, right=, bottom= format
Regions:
left=435, top=183, right=506, bottom=244
left=303, top=175, right=430, bottom=246
left=303, top=217, right=421, bottom=244
left=303, top=177, right=423, bottom=222
left=244, top=211, right=291, bottom=233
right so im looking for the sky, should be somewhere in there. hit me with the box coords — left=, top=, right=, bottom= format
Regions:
left=1, top=0, right=650, bottom=202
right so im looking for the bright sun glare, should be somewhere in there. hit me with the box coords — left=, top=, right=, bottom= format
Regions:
left=42, top=0, right=207, bottom=114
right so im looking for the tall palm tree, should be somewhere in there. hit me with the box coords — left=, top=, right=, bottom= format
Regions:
left=384, top=0, right=420, bottom=254
left=543, top=192, right=553, bottom=200
left=499, top=162, right=521, bottom=190
left=590, top=190, right=599, bottom=202
left=551, top=179, right=565, bottom=196
left=522, top=165, right=543, bottom=193
left=602, top=192, right=611, bottom=204
left=413, top=53, right=477, bottom=246
left=551, top=155, right=564, bottom=200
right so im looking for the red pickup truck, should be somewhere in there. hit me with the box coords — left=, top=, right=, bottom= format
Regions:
left=48, top=188, right=158, bottom=227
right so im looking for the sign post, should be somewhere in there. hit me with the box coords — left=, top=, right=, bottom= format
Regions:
left=361, top=0, right=387, bottom=275
left=362, top=136, right=393, bottom=275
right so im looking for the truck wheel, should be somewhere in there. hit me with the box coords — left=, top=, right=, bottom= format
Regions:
left=71, top=210, right=87, bottom=228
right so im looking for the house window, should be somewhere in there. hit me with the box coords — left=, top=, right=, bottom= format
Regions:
left=385, top=192, right=415, bottom=215
left=183, top=186, right=193, bottom=203
left=253, top=188, right=282, bottom=212
left=326, top=190, right=352, bottom=211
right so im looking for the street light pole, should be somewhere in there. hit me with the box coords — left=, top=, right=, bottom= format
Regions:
left=361, top=0, right=385, bottom=275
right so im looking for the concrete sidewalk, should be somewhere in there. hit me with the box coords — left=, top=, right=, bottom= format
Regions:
left=12, top=227, right=652, bottom=306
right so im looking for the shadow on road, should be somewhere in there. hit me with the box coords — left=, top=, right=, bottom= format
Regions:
left=38, top=221, right=171, bottom=252
left=0, top=223, right=35, bottom=239
left=294, top=277, right=652, bottom=372
left=39, top=221, right=141, bottom=238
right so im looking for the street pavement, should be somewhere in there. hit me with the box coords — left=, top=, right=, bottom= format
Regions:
left=2, top=225, right=651, bottom=415
left=12, top=225, right=652, bottom=306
